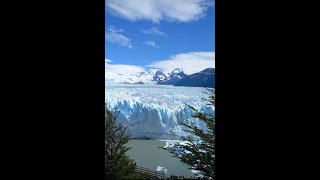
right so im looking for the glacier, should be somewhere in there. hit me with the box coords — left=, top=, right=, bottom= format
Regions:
left=105, top=84, right=214, bottom=139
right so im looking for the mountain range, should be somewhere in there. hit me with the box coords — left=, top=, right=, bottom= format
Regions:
left=105, top=68, right=215, bottom=88
left=153, top=68, right=188, bottom=85
left=174, top=68, right=215, bottom=88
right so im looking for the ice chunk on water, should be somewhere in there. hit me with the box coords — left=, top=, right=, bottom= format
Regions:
left=156, top=166, right=164, bottom=171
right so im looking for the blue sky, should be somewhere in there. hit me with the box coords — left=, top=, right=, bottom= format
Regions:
left=105, top=0, right=215, bottom=75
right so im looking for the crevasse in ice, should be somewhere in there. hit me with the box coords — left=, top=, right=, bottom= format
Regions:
left=105, top=85, right=215, bottom=139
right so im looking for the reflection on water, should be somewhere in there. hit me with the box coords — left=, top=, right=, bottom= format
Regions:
left=125, top=139, right=195, bottom=178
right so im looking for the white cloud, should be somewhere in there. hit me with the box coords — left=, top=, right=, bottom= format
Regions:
left=141, top=27, right=167, bottom=37
left=105, top=26, right=133, bottom=48
left=145, top=41, right=159, bottom=48
left=147, top=52, right=215, bottom=74
left=106, top=0, right=214, bottom=23
left=108, top=26, right=124, bottom=33
left=106, top=64, right=145, bottom=74
left=105, top=60, right=145, bottom=77
left=105, top=58, right=112, bottom=63
left=105, top=51, right=214, bottom=79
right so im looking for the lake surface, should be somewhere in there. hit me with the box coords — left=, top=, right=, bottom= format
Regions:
left=125, top=139, right=195, bottom=178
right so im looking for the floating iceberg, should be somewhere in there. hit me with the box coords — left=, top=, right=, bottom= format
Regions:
left=156, top=166, right=164, bottom=171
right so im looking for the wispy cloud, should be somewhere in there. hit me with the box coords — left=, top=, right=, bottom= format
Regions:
left=108, top=26, right=124, bottom=33
left=147, top=52, right=215, bottom=74
left=141, top=27, right=167, bottom=37
left=106, top=0, right=214, bottom=23
left=145, top=41, right=159, bottom=48
left=105, top=26, right=133, bottom=48
left=105, top=58, right=113, bottom=63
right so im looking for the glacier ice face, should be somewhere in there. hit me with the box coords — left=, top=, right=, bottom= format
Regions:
left=105, top=84, right=214, bottom=139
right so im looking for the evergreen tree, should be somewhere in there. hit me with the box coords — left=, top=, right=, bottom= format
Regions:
left=163, top=89, right=215, bottom=180
left=105, top=104, right=147, bottom=179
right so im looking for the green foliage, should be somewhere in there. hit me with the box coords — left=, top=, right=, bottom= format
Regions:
left=121, top=173, right=149, bottom=179
left=163, top=89, right=215, bottom=180
left=105, top=104, right=146, bottom=179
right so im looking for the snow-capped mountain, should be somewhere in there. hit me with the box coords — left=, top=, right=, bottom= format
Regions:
left=157, top=68, right=188, bottom=85
left=175, top=68, right=215, bottom=88
left=152, top=70, right=167, bottom=83
left=105, top=67, right=213, bottom=87
left=105, top=68, right=188, bottom=85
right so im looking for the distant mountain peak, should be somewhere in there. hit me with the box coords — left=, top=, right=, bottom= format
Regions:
left=169, top=68, right=186, bottom=78
left=171, top=68, right=182, bottom=74
left=155, top=70, right=165, bottom=75
left=174, top=68, right=215, bottom=88
left=153, top=70, right=167, bottom=82
left=152, top=68, right=187, bottom=85
left=199, top=68, right=215, bottom=75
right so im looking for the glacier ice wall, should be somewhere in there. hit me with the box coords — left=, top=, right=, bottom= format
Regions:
left=105, top=85, right=214, bottom=139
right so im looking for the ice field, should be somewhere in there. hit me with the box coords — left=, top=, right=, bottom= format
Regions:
left=105, top=84, right=214, bottom=139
